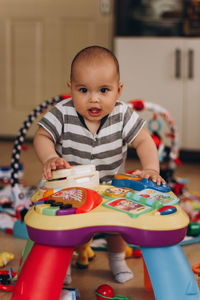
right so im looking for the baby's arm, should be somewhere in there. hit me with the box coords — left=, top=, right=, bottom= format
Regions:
left=33, top=126, right=70, bottom=179
left=131, top=128, right=165, bottom=185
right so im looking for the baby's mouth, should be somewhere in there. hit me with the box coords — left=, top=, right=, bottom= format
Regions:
left=88, top=107, right=102, bottom=117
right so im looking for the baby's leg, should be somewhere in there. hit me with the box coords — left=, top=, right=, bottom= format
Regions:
left=106, top=234, right=133, bottom=283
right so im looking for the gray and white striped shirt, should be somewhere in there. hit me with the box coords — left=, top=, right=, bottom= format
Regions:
left=38, top=98, right=145, bottom=183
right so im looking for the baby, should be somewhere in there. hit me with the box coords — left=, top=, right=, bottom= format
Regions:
left=34, top=45, right=165, bottom=284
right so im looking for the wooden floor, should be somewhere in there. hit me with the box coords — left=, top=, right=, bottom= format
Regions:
left=0, top=141, right=200, bottom=300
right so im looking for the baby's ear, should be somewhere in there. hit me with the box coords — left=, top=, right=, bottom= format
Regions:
left=67, top=81, right=71, bottom=88
left=118, top=82, right=123, bottom=97
left=67, top=81, right=72, bottom=93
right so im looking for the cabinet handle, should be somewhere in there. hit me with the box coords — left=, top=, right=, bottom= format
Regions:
left=188, top=49, right=194, bottom=79
left=175, top=49, right=181, bottom=79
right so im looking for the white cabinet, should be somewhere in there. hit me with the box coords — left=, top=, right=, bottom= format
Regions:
left=114, top=37, right=200, bottom=151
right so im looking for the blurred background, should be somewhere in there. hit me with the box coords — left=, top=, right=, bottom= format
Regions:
left=0, top=0, right=199, bottom=160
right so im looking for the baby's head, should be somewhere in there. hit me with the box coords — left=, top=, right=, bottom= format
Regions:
left=70, top=45, right=120, bottom=81
left=67, top=46, right=123, bottom=127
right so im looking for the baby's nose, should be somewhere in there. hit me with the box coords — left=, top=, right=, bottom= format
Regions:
left=89, top=93, right=99, bottom=103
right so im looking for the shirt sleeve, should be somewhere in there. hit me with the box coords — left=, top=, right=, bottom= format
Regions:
left=38, top=105, right=64, bottom=143
left=122, top=104, right=146, bottom=144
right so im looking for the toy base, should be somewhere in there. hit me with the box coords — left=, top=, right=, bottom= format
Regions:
left=11, top=244, right=73, bottom=300
left=142, top=245, right=200, bottom=300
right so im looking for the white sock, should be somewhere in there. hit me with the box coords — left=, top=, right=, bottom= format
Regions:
left=64, top=264, right=72, bottom=285
left=108, top=251, right=133, bottom=283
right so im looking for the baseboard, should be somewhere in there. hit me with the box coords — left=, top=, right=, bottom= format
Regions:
left=179, top=150, right=200, bottom=162
left=127, top=148, right=200, bottom=163
left=0, top=136, right=33, bottom=143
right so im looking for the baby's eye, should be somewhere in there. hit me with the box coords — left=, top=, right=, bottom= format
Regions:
left=100, top=88, right=109, bottom=93
left=80, top=88, right=88, bottom=93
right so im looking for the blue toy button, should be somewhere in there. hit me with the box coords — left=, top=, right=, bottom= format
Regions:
left=158, top=206, right=177, bottom=215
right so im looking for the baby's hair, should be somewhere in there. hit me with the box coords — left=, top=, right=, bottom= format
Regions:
left=70, top=45, right=120, bottom=80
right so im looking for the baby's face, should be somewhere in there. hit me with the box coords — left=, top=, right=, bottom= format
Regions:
left=67, top=58, right=123, bottom=126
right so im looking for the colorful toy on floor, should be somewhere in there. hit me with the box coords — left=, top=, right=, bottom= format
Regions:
left=0, top=269, right=17, bottom=291
left=131, top=248, right=142, bottom=258
left=193, top=264, right=200, bottom=276
left=95, top=284, right=130, bottom=300
left=193, top=264, right=200, bottom=289
left=187, top=223, right=200, bottom=236
left=180, top=192, right=200, bottom=222
left=179, top=191, right=200, bottom=245
left=10, top=166, right=200, bottom=300
left=75, top=238, right=95, bottom=268
left=0, top=163, right=31, bottom=238
left=96, top=284, right=114, bottom=300
left=60, top=288, right=80, bottom=300
left=0, top=252, right=14, bottom=267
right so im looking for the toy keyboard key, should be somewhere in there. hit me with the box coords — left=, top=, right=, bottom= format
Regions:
left=43, top=206, right=60, bottom=216
left=35, top=204, right=50, bottom=214
left=56, top=207, right=77, bottom=216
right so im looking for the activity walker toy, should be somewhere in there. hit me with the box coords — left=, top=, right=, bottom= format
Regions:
left=10, top=165, right=200, bottom=300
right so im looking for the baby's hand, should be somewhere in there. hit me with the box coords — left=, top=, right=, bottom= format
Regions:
left=131, top=169, right=165, bottom=185
left=43, top=157, right=71, bottom=179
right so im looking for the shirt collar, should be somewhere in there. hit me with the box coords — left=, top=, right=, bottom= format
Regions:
left=77, top=112, right=108, bottom=134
